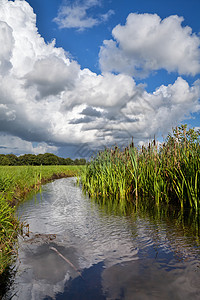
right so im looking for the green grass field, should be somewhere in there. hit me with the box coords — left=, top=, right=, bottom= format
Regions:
left=0, top=165, right=82, bottom=275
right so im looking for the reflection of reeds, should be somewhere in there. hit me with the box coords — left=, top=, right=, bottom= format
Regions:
left=81, top=125, right=200, bottom=212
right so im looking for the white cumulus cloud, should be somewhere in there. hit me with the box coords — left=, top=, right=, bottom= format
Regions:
left=25, top=57, right=80, bottom=99
left=0, top=20, right=13, bottom=74
left=54, top=0, right=114, bottom=31
left=99, top=13, right=200, bottom=77
left=0, top=134, right=58, bottom=155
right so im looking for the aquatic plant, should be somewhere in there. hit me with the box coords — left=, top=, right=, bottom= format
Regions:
left=81, top=125, right=200, bottom=212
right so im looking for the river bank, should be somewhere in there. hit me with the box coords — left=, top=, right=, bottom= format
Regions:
left=0, top=165, right=82, bottom=276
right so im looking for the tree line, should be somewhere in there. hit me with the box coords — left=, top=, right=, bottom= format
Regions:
left=0, top=153, right=86, bottom=166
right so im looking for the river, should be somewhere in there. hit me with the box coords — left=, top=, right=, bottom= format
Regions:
left=3, top=177, right=200, bottom=299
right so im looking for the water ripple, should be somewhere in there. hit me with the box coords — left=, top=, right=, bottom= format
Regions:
left=8, top=177, right=200, bottom=300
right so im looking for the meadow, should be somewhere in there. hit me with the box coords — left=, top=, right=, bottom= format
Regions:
left=0, top=165, right=82, bottom=275
left=81, top=125, right=200, bottom=212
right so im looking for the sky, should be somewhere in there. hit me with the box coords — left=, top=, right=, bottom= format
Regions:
left=0, top=0, right=200, bottom=158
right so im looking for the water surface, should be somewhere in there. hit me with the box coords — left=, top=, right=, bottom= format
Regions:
left=4, top=178, right=200, bottom=299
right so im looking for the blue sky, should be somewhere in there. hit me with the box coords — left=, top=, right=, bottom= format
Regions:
left=0, top=0, right=200, bottom=157
left=28, top=0, right=200, bottom=84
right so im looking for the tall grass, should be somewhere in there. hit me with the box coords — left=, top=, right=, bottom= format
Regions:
left=0, top=165, right=82, bottom=275
left=0, top=195, right=19, bottom=275
left=81, top=125, right=200, bottom=212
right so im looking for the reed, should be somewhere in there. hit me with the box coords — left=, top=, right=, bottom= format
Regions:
left=81, top=125, right=200, bottom=212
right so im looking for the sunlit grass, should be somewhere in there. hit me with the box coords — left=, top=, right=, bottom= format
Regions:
left=0, top=195, right=19, bottom=275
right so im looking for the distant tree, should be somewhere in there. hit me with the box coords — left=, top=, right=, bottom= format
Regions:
left=74, top=158, right=80, bottom=165
left=6, top=154, right=18, bottom=165
left=0, top=152, right=87, bottom=166
left=0, top=155, right=10, bottom=165
left=39, top=153, right=59, bottom=165
left=73, top=158, right=86, bottom=165
left=18, top=154, right=38, bottom=165
left=36, top=154, right=44, bottom=165
left=65, top=158, right=74, bottom=165
left=78, top=158, right=86, bottom=165
left=58, top=157, right=67, bottom=165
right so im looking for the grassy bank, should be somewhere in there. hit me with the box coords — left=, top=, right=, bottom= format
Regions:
left=0, top=165, right=82, bottom=275
left=81, top=125, right=200, bottom=212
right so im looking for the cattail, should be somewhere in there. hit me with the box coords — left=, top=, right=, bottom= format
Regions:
left=153, top=135, right=156, bottom=147
left=130, top=136, right=134, bottom=148
left=183, top=126, right=187, bottom=148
